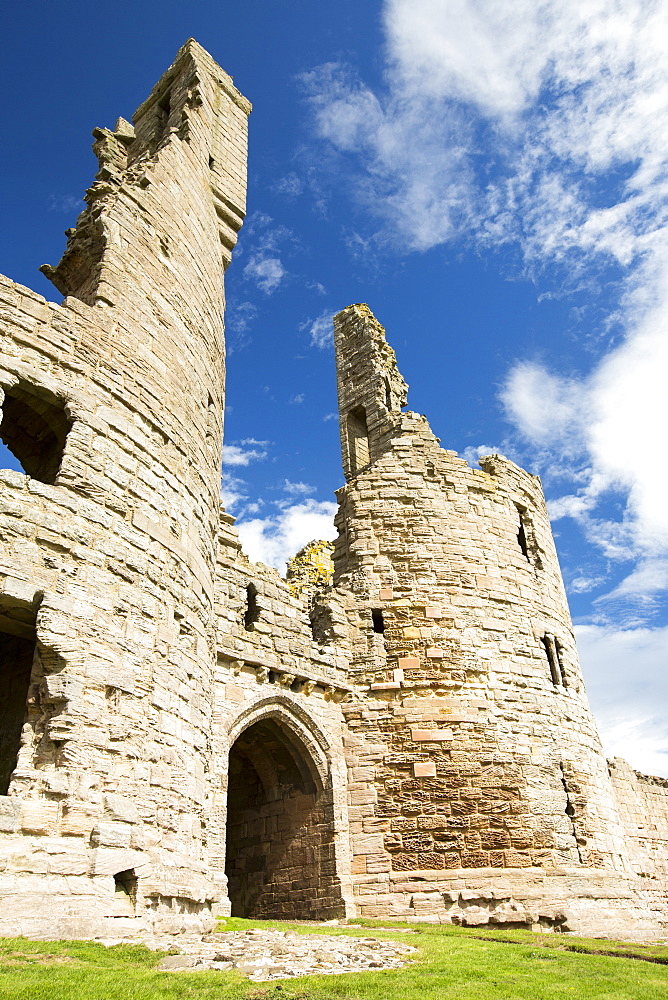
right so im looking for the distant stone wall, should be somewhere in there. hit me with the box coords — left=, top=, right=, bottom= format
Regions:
left=609, top=758, right=668, bottom=880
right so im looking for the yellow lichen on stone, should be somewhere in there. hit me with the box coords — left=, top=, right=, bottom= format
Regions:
left=286, top=539, right=334, bottom=598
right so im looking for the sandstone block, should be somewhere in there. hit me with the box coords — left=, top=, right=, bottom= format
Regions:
left=104, top=794, right=140, bottom=825
left=0, top=798, right=20, bottom=833
left=90, top=822, right=132, bottom=848
left=21, top=801, right=59, bottom=835
left=411, top=728, right=453, bottom=742
left=413, top=762, right=437, bottom=778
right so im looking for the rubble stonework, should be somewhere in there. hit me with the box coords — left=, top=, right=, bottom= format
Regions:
left=0, top=41, right=667, bottom=943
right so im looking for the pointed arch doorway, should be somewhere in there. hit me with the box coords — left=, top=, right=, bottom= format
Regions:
left=225, top=709, right=345, bottom=920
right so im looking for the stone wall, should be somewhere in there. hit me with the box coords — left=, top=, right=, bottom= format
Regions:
left=609, top=758, right=668, bottom=884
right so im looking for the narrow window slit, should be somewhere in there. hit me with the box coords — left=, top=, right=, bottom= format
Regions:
left=0, top=625, right=37, bottom=796
left=555, top=639, right=568, bottom=687
left=154, top=89, right=172, bottom=145
left=244, top=583, right=259, bottom=631
left=372, top=609, right=385, bottom=634
left=384, top=377, right=392, bottom=411
left=559, top=765, right=584, bottom=863
left=517, top=516, right=530, bottom=561
left=346, top=405, right=369, bottom=476
left=542, top=634, right=561, bottom=687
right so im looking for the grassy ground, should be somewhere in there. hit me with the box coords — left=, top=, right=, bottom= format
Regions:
left=0, top=917, right=667, bottom=1000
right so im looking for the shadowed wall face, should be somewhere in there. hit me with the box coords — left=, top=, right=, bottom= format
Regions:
left=225, top=718, right=344, bottom=920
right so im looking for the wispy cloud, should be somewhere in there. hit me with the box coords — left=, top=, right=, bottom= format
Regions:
left=576, top=623, right=668, bottom=777
left=48, top=194, right=84, bottom=213
left=238, top=212, right=297, bottom=294
left=273, top=172, right=304, bottom=198
left=222, top=440, right=269, bottom=467
left=305, top=0, right=668, bottom=614
left=281, top=479, right=315, bottom=496
left=303, top=308, right=334, bottom=349
left=221, top=474, right=249, bottom=511
left=236, top=499, right=337, bottom=573
left=243, top=254, right=286, bottom=294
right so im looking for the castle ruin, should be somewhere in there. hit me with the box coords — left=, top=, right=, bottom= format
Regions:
left=0, top=40, right=667, bottom=941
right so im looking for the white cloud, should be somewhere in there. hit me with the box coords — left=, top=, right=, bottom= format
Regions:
left=547, top=494, right=598, bottom=521
left=243, top=254, right=286, bottom=294
left=236, top=499, right=338, bottom=573
left=281, top=479, right=314, bottom=496
left=289, top=393, right=305, bottom=405
left=48, top=194, right=84, bottom=214
left=221, top=474, right=248, bottom=511
left=305, top=0, right=668, bottom=607
left=273, top=172, right=304, bottom=198
left=304, top=309, right=334, bottom=349
left=500, top=364, right=588, bottom=452
left=223, top=443, right=268, bottom=467
left=575, top=623, right=668, bottom=777
left=569, top=575, right=605, bottom=594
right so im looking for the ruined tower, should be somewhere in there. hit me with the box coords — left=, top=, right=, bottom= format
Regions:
left=330, top=304, right=667, bottom=936
left=1, top=44, right=668, bottom=942
left=0, top=40, right=250, bottom=936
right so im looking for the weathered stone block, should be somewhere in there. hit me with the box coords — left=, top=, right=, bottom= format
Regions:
left=90, top=822, right=132, bottom=849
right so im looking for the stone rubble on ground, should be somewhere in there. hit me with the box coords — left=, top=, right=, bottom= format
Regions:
left=154, top=928, right=416, bottom=980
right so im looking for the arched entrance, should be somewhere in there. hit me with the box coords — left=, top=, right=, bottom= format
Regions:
left=225, top=712, right=344, bottom=920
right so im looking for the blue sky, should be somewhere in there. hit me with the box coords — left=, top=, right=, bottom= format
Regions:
left=1, top=1, right=666, bottom=774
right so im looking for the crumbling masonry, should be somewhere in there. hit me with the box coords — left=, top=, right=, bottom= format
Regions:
left=0, top=40, right=667, bottom=941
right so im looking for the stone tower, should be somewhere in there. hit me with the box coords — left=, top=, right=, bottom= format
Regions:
left=331, top=304, right=663, bottom=935
left=0, top=40, right=250, bottom=937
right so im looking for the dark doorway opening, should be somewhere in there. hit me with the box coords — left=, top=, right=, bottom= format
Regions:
left=0, top=626, right=36, bottom=795
left=225, top=716, right=344, bottom=920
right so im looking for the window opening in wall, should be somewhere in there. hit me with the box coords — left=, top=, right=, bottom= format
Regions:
left=244, top=584, right=260, bottom=631
left=154, top=89, right=171, bottom=144
left=517, top=515, right=530, bottom=561
left=384, top=377, right=392, bottom=411
left=372, top=609, right=385, bottom=634
left=346, top=406, right=369, bottom=476
left=541, top=634, right=562, bottom=687
left=0, top=624, right=37, bottom=795
left=515, top=505, right=543, bottom=569
left=555, top=639, right=568, bottom=687
left=113, top=869, right=137, bottom=915
left=205, top=393, right=216, bottom=445
left=0, top=383, right=71, bottom=485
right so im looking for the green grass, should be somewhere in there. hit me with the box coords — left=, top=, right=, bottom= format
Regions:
left=0, top=918, right=667, bottom=1000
